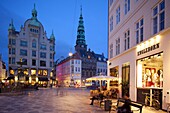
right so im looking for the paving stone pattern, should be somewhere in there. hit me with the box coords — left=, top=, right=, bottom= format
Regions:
left=0, top=88, right=166, bottom=113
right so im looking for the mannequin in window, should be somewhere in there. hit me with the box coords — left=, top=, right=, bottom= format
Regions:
left=160, top=70, right=163, bottom=87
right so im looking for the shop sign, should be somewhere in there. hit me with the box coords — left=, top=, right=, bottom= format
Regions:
left=137, top=43, right=159, bottom=56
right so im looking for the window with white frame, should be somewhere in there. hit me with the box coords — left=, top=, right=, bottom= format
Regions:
left=153, top=0, right=165, bottom=34
left=135, top=18, right=144, bottom=44
left=116, top=6, right=120, bottom=24
left=116, top=38, right=120, bottom=55
left=110, top=15, right=113, bottom=32
left=109, top=43, right=113, bottom=58
left=124, top=0, right=130, bottom=15
left=124, top=30, right=130, bottom=50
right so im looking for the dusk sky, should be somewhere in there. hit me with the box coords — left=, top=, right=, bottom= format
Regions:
left=0, top=0, right=108, bottom=67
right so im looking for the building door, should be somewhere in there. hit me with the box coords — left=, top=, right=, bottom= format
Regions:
left=122, top=63, right=130, bottom=97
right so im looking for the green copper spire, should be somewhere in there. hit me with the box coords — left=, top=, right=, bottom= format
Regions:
left=30, top=4, right=40, bottom=27
left=8, top=19, right=15, bottom=31
left=50, top=30, right=55, bottom=40
left=32, top=3, right=37, bottom=19
left=76, top=6, right=86, bottom=46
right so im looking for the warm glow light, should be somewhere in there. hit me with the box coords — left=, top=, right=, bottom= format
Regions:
left=15, top=76, right=18, bottom=82
left=137, top=63, right=142, bottom=87
left=137, top=45, right=141, bottom=51
left=29, top=76, right=32, bottom=83
left=69, top=52, right=73, bottom=56
left=156, top=35, right=161, bottom=43
left=145, top=41, right=149, bottom=48
left=141, top=43, right=144, bottom=50
left=36, top=77, right=38, bottom=82
left=150, top=38, right=155, bottom=45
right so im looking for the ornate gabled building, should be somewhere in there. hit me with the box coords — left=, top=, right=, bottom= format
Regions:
left=8, top=4, right=55, bottom=86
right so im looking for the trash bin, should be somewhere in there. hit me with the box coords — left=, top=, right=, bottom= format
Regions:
left=104, top=99, right=112, bottom=111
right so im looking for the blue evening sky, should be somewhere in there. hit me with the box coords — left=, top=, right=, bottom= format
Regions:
left=0, top=0, right=108, bottom=67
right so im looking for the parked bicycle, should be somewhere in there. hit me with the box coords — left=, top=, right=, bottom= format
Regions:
left=142, top=92, right=160, bottom=110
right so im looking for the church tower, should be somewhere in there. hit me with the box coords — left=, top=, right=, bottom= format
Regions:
left=75, top=6, right=87, bottom=53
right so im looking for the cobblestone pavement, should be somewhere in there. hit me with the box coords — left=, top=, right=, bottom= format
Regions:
left=0, top=88, right=166, bottom=113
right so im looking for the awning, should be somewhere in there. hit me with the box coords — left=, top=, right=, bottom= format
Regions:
left=86, top=75, right=118, bottom=81
left=38, top=77, right=49, bottom=81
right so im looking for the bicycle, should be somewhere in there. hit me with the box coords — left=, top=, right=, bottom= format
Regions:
left=142, top=92, right=160, bottom=110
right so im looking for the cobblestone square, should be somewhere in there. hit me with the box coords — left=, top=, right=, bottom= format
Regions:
left=0, top=88, right=166, bottom=113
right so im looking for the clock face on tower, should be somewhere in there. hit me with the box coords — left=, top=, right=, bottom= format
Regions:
left=81, top=45, right=84, bottom=47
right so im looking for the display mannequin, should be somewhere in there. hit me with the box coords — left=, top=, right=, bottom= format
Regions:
left=159, top=70, right=163, bottom=87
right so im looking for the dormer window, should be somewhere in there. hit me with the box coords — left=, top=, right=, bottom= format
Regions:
left=98, top=57, right=101, bottom=61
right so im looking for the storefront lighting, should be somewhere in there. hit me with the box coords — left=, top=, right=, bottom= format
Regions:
left=154, top=54, right=157, bottom=58
left=145, top=41, right=149, bottom=48
left=15, top=76, right=18, bottom=82
left=157, top=54, right=161, bottom=58
left=141, top=43, right=144, bottom=50
left=29, top=76, right=32, bottom=83
left=137, top=63, right=143, bottom=87
left=156, top=35, right=161, bottom=43
left=150, top=38, right=155, bottom=45
left=137, top=45, right=141, bottom=51
left=145, top=57, right=148, bottom=60
left=36, top=77, right=38, bottom=82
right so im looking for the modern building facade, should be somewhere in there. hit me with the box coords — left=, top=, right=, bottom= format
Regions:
left=8, top=4, right=55, bottom=86
left=108, top=0, right=169, bottom=110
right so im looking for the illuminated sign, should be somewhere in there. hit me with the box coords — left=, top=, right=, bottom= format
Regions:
left=137, top=43, right=159, bottom=56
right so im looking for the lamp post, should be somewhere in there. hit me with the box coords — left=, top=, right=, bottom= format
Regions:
left=69, top=52, right=74, bottom=87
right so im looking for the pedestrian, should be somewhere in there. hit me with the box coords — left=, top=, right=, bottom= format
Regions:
left=117, top=93, right=131, bottom=113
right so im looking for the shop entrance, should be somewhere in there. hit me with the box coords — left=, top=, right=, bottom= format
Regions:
left=122, top=63, right=130, bottom=97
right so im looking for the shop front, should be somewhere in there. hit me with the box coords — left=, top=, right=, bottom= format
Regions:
left=135, top=31, right=170, bottom=110
left=136, top=52, right=163, bottom=109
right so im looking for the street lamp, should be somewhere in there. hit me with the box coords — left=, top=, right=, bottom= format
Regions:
left=69, top=52, right=74, bottom=87
left=69, top=52, right=73, bottom=57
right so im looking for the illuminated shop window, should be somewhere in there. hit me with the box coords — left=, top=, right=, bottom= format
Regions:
left=31, top=69, right=36, bottom=75
left=24, top=69, right=28, bottom=75
left=137, top=52, right=163, bottom=88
